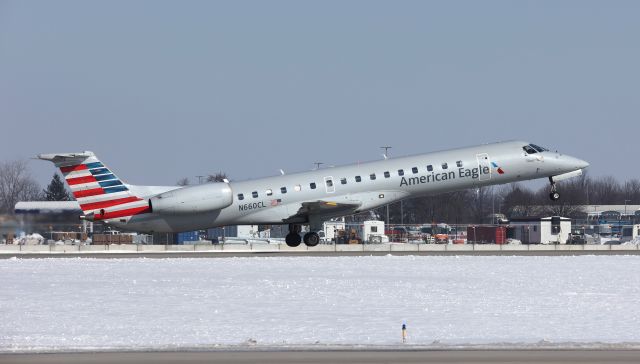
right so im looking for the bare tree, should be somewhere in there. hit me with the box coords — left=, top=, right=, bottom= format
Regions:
left=589, top=176, right=622, bottom=204
left=499, top=183, right=540, bottom=217
left=206, top=172, right=229, bottom=183
left=623, top=179, right=640, bottom=204
left=0, top=160, right=42, bottom=214
left=176, top=177, right=190, bottom=186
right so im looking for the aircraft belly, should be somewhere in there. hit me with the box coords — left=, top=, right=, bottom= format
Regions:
left=347, top=190, right=410, bottom=211
left=232, top=204, right=294, bottom=225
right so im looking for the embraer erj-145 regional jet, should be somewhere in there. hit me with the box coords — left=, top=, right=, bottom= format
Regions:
left=39, top=141, right=588, bottom=247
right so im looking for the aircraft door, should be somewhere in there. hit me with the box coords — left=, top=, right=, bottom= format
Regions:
left=324, top=176, right=335, bottom=193
left=476, top=153, right=492, bottom=181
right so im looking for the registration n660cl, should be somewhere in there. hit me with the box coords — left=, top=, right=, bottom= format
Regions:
left=239, top=201, right=266, bottom=211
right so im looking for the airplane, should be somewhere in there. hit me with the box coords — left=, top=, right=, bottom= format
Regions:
left=38, top=141, right=589, bottom=247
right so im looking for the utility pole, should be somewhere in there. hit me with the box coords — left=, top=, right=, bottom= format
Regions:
left=313, top=162, right=324, bottom=170
left=196, top=175, right=204, bottom=184
left=625, top=199, right=631, bottom=217
left=380, top=146, right=392, bottom=159
left=386, top=204, right=390, bottom=226
left=380, top=146, right=392, bottom=225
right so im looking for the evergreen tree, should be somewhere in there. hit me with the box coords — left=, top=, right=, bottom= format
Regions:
left=43, top=173, right=71, bottom=201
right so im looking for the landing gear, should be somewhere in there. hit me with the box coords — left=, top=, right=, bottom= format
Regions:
left=285, top=224, right=302, bottom=247
left=303, top=232, right=320, bottom=247
left=549, top=177, right=560, bottom=201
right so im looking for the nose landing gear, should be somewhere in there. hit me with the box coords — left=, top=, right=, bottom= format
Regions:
left=549, top=177, right=560, bottom=201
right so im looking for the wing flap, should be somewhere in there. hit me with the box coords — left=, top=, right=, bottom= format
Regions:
left=285, top=200, right=361, bottom=222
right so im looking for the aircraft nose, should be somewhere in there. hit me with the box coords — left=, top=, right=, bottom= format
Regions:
left=565, top=155, right=589, bottom=170
left=576, top=158, right=589, bottom=169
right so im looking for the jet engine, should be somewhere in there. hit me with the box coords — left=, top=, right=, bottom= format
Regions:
left=149, top=183, right=233, bottom=214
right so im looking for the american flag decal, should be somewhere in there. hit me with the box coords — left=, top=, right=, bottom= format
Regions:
left=491, top=162, right=505, bottom=175
left=270, top=199, right=282, bottom=206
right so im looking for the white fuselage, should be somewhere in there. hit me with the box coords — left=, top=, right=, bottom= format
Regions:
left=115, top=140, right=588, bottom=233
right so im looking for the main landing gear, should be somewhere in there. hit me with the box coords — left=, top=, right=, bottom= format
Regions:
left=549, top=177, right=560, bottom=201
left=285, top=224, right=320, bottom=247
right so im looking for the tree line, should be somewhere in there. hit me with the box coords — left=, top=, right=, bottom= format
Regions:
left=0, top=160, right=70, bottom=214
left=375, top=174, right=640, bottom=224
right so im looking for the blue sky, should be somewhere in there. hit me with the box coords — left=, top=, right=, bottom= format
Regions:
left=1, top=1, right=638, bottom=186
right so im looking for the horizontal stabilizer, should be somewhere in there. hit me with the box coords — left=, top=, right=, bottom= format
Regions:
left=37, top=152, right=96, bottom=165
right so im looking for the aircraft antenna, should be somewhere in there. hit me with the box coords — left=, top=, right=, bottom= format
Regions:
left=313, top=162, right=324, bottom=170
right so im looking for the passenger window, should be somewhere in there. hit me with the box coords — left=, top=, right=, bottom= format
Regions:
left=266, top=189, right=273, bottom=196
left=252, top=191, right=258, bottom=198
left=237, top=193, right=244, bottom=201
left=310, top=182, right=316, bottom=189
left=398, top=169, right=404, bottom=176
left=294, top=184, right=301, bottom=192
left=370, top=173, right=376, bottom=180
left=456, top=161, right=463, bottom=167
left=340, top=178, right=347, bottom=185
left=280, top=187, right=287, bottom=194
left=355, top=176, right=362, bottom=182
left=384, top=171, right=390, bottom=178
left=442, top=163, right=448, bottom=170
left=412, top=167, right=418, bottom=174
left=427, top=165, right=433, bottom=172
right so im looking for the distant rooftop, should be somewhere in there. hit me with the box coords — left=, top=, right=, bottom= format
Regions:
left=15, top=201, right=81, bottom=214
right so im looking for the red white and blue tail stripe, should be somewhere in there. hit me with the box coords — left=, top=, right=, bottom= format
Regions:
left=38, top=151, right=150, bottom=221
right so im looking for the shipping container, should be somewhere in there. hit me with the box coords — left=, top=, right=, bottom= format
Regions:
left=207, top=226, right=238, bottom=241
left=175, top=231, right=200, bottom=244
left=467, top=226, right=507, bottom=244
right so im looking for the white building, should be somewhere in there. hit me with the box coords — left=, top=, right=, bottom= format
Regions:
left=510, top=216, right=571, bottom=244
left=322, top=220, right=345, bottom=242
left=362, top=220, right=388, bottom=243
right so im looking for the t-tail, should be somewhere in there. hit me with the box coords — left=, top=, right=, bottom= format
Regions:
left=37, top=151, right=150, bottom=221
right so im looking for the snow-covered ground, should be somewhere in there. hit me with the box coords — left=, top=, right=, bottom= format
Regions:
left=1, top=255, right=640, bottom=352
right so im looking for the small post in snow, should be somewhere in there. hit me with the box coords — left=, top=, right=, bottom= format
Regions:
left=402, top=323, right=407, bottom=343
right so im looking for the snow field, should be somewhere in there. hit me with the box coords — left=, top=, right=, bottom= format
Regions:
left=1, top=255, right=640, bottom=351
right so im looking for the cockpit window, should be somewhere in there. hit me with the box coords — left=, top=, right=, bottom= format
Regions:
left=523, top=145, right=537, bottom=154
left=530, top=144, right=548, bottom=152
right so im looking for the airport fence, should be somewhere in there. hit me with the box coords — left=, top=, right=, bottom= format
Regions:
left=1, top=219, right=636, bottom=246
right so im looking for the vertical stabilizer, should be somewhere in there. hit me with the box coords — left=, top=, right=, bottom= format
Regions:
left=37, top=152, right=150, bottom=221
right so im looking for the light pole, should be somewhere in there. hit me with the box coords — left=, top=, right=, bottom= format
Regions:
left=386, top=204, right=390, bottom=226
left=380, top=146, right=392, bottom=159
left=379, top=146, right=392, bottom=226
left=196, top=175, right=204, bottom=184
left=625, top=199, right=631, bottom=219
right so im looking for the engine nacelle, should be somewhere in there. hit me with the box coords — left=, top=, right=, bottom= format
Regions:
left=149, top=183, right=233, bottom=214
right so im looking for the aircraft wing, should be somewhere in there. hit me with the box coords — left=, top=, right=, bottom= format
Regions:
left=285, top=200, right=361, bottom=222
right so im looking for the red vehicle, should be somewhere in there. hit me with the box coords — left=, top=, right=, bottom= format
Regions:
left=385, top=227, right=408, bottom=242
left=419, top=224, right=452, bottom=243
